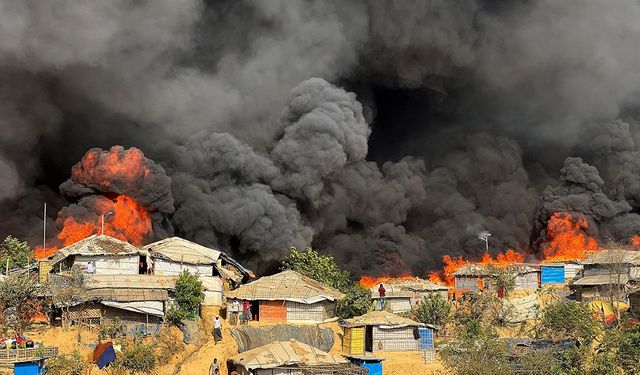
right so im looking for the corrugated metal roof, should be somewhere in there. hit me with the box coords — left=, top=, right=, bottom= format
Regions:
left=225, top=270, right=345, bottom=303
left=84, top=274, right=177, bottom=289
left=573, top=274, right=629, bottom=286
left=48, top=235, right=144, bottom=265
left=230, top=339, right=348, bottom=370
left=144, top=237, right=221, bottom=265
left=344, top=310, right=425, bottom=328
left=582, top=250, right=640, bottom=265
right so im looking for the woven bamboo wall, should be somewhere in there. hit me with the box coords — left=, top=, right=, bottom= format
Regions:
left=371, top=326, right=419, bottom=352
left=286, top=301, right=324, bottom=322
left=387, top=298, right=412, bottom=313
left=455, top=276, right=479, bottom=291
left=260, top=300, right=286, bottom=323
left=514, top=273, right=539, bottom=289
left=342, top=327, right=365, bottom=355
left=66, top=303, right=102, bottom=321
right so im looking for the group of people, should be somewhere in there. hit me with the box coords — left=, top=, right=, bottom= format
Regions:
left=229, top=299, right=252, bottom=325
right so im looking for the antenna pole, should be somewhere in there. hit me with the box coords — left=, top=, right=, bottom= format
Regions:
left=43, top=203, right=47, bottom=250
left=101, top=214, right=105, bottom=235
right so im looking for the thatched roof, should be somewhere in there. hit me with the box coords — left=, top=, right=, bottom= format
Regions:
left=225, top=270, right=345, bottom=304
left=48, top=235, right=144, bottom=265
left=344, top=310, right=425, bottom=328
left=230, top=339, right=348, bottom=370
left=581, top=250, right=640, bottom=266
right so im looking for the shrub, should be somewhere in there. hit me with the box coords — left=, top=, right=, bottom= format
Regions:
left=516, top=348, right=562, bottom=375
left=46, top=351, right=87, bottom=375
left=0, top=275, right=44, bottom=331
left=113, top=341, right=157, bottom=374
left=0, top=235, right=32, bottom=271
left=99, top=318, right=123, bottom=340
left=617, top=326, right=640, bottom=374
left=539, top=301, right=600, bottom=344
left=440, top=322, right=511, bottom=375
left=412, top=294, right=451, bottom=329
left=336, top=284, right=372, bottom=319
left=168, top=270, right=204, bottom=322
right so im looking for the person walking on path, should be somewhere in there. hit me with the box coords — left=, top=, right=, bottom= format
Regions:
left=209, top=358, right=220, bottom=375
left=213, top=316, right=223, bottom=344
left=378, top=283, right=386, bottom=310
left=230, top=300, right=240, bottom=325
left=242, top=300, right=251, bottom=324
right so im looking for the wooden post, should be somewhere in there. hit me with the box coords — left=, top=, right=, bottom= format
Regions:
left=5, top=259, right=8, bottom=275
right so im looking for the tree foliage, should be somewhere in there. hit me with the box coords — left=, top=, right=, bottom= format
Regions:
left=539, top=301, right=600, bottom=344
left=412, top=294, right=451, bottom=329
left=336, top=284, right=372, bottom=320
left=487, top=265, right=516, bottom=297
left=617, top=325, right=640, bottom=374
left=113, top=341, right=157, bottom=374
left=0, top=235, right=32, bottom=271
left=282, top=246, right=351, bottom=292
left=0, top=274, right=44, bottom=331
left=169, top=270, right=204, bottom=322
left=516, top=348, right=563, bottom=375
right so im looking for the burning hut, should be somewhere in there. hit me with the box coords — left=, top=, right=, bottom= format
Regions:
left=45, top=235, right=146, bottom=276
left=512, top=265, right=540, bottom=290
left=369, top=278, right=449, bottom=313
left=454, top=264, right=540, bottom=293
left=225, top=270, right=345, bottom=324
left=228, top=339, right=365, bottom=375
left=144, top=236, right=252, bottom=285
left=571, top=250, right=640, bottom=301
left=343, top=310, right=431, bottom=354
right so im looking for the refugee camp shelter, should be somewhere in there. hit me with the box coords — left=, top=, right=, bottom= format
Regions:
left=512, top=265, right=540, bottom=290
left=51, top=273, right=176, bottom=336
left=571, top=250, right=640, bottom=301
left=229, top=339, right=366, bottom=375
left=453, top=265, right=495, bottom=291
left=144, top=237, right=253, bottom=285
left=225, top=270, right=345, bottom=323
left=343, top=310, right=429, bottom=353
left=540, top=262, right=583, bottom=285
left=45, top=235, right=146, bottom=276
left=369, top=278, right=449, bottom=313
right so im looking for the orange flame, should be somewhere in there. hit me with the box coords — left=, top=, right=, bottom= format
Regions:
left=542, top=212, right=600, bottom=261
left=34, top=195, right=151, bottom=260
left=429, top=249, right=525, bottom=287
left=71, top=147, right=152, bottom=192
left=358, top=272, right=418, bottom=288
left=631, top=235, right=640, bottom=248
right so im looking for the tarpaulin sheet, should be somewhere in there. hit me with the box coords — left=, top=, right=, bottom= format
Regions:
left=97, top=345, right=116, bottom=369
left=92, top=341, right=113, bottom=363
left=230, top=325, right=334, bottom=353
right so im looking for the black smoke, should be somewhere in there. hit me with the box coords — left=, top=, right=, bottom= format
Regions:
left=2, top=0, right=640, bottom=276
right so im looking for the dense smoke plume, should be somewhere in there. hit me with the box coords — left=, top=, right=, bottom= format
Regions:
left=3, top=0, right=640, bottom=275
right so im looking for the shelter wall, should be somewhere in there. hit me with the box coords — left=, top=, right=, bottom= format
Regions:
left=343, top=327, right=365, bottom=355
left=541, top=266, right=564, bottom=284
left=64, top=303, right=163, bottom=336
left=455, top=276, right=479, bottom=291
left=385, top=297, right=412, bottom=313
left=371, top=326, right=419, bottom=352
left=259, top=300, right=287, bottom=323
left=74, top=255, right=138, bottom=275
left=583, top=266, right=629, bottom=277
left=153, top=259, right=213, bottom=276
left=285, top=301, right=336, bottom=322
left=514, top=273, right=539, bottom=289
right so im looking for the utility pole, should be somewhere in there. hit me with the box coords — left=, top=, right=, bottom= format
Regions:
left=101, top=212, right=114, bottom=236
left=43, top=202, right=47, bottom=250
left=479, top=231, right=491, bottom=252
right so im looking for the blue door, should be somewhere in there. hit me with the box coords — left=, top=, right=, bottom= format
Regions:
left=418, top=328, right=434, bottom=349
left=541, top=266, right=564, bottom=284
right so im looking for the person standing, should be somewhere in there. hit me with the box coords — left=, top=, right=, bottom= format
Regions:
left=213, top=316, right=222, bottom=344
left=231, top=300, right=240, bottom=325
left=378, top=283, right=386, bottom=310
left=242, top=300, right=251, bottom=324
left=86, top=261, right=95, bottom=274
left=209, top=358, right=220, bottom=375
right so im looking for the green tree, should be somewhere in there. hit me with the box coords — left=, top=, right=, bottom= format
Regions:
left=516, top=348, right=563, bottom=375
left=487, top=266, right=516, bottom=297
left=113, top=341, right=157, bottom=374
left=440, top=322, right=512, bottom=375
left=0, top=274, right=44, bottom=331
left=282, top=246, right=351, bottom=292
left=167, top=270, right=204, bottom=322
left=336, top=284, right=372, bottom=320
left=45, top=351, right=87, bottom=375
left=539, top=301, right=601, bottom=345
left=412, top=294, right=451, bottom=329
left=0, top=235, right=32, bottom=271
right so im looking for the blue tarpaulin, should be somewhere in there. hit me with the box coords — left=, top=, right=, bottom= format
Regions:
left=541, top=266, right=564, bottom=284
left=97, top=345, right=116, bottom=369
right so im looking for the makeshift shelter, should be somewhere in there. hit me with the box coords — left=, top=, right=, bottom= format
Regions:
left=370, top=278, right=449, bottom=313
left=512, top=265, right=540, bottom=290
left=570, top=250, right=640, bottom=301
left=343, top=310, right=429, bottom=353
left=229, top=339, right=365, bottom=375
left=144, top=237, right=253, bottom=284
left=225, top=271, right=345, bottom=323
left=453, top=265, right=496, bottom=291
left=45, top=235, right=147, bottom=276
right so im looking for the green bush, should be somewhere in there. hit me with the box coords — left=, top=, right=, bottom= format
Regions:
left=516, top=348, right=562, bottom=375
left=336, top=284, right=372, bottom=320
left=46, top=351, right=86, bottom=375
left=539, top=301, right=600, bottom=344
left=167, top=270, right=204, bottom=322
left=99, top=318, right=123, bottom=340
left=412, top=294, right=451, bottom=329
left=617, top=326, right=640, bottom=374
left=113, top=341, right=157, bottom=374
left=0, top=235, right=32, bottom=271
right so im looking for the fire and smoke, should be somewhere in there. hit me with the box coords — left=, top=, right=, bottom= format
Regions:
left=3, top=1, right=640, bottom=276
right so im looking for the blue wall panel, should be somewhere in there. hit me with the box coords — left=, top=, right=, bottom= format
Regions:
left=541, top=266, right=564, bottom=284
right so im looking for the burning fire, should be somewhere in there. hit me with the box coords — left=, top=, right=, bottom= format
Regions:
left=631, top=235, right=640, bottom=248
left=34, top=146, right=156, bottom=260
left=542, top=212, right=600, bottom=261
left=428, top=249, right=524, bottom=287
left=34, top=195, right=151, bottom=260
left=359, top=273, right=418, bottom=288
